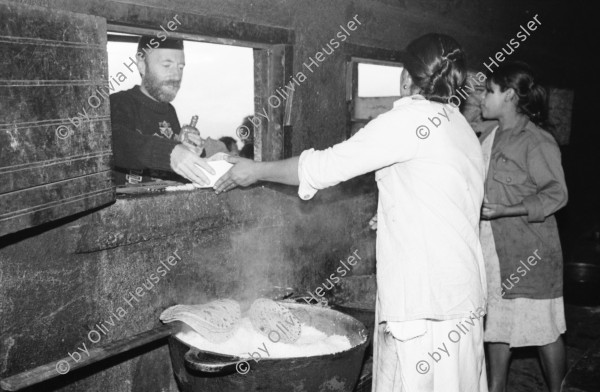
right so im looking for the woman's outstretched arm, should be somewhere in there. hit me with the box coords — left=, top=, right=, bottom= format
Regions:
left=214, top=106, right=421, bottom=195
left=213, top=156, right=299, bottom=193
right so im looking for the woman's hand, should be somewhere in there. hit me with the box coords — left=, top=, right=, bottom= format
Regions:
left=369, top=214, right=378, bottom=230
left=481, top=203, right=508, bottom=220
left=214, top=155, right=259, bottom=193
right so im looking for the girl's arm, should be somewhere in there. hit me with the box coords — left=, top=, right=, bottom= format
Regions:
left=482, top=137, right=567, bottom=221
left=481, top=202, right=527, bottom=220
left=521, top=141, right=568, bottom=222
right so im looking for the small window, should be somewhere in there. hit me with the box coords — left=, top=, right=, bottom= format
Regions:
left=357, top=63, right=402, bottom=97
left=347, top=59, right=403, bottom=137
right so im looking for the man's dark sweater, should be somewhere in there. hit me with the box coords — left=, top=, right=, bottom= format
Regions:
left=110, top=86, right=182, bottom=185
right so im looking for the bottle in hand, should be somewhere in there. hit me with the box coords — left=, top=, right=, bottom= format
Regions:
left=178, top=115, right=203, bottom=154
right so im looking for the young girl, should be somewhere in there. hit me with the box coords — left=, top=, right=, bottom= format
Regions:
left=479, top=61, right=568, bottom=392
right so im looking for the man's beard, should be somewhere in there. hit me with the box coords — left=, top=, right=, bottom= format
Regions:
left=142, top=71, right=181, bottom=102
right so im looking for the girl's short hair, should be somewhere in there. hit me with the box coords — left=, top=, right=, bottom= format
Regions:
left=486, top=61, right=548, bottom=127
left=403, top=33, right=467, bottom=103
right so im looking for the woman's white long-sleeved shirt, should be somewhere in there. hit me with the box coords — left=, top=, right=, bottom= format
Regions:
left=298, top=95, right=487, bottom=322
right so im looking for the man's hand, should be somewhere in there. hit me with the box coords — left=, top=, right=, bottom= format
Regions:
left=170, top=144, right=215, bottom=185
left=213, top=155, right=259, bottom=193
left=184, top=131, right=203, bottom=148
left=183, top=140, right=204, bottom=156
left=175, top=130, right=204, bottom=155
left=481, top=203, right=507, bottom=220
left=183, top=133, right=204, bottom=155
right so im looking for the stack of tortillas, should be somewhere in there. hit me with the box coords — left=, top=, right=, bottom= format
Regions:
left=248, top=298, right=301, bottom=343
left=160, top=298, right=301, bottom=344
left=160, top=299, right=241, bottom=343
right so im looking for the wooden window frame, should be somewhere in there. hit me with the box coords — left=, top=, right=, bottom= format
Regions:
left=344, top=44, right=404, bottom=139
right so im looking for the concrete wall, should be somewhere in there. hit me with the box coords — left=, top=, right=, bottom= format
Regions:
left=1, top=180, right=377, bottom=392
left=0, top=0, right=582, bottom=391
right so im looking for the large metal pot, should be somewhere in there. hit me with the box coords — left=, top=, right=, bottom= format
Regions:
left=168, top=302, right=369, bottom=392
left=564, top=262, right=600, bottom=306
left=330, top=303, right=375, bottom=357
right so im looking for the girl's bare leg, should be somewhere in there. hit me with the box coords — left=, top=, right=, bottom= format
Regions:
left=487, top=342, right=512, bottom=392
left=538, top=335, right=566, bottom=392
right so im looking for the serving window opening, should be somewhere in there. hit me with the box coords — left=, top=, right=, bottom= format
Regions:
left=107, top=32, right=254, bottom=158
left=104, top=23, right=292, bottom=193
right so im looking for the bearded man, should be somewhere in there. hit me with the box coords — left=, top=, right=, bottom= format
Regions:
left=111, top=36, right=224, bottom=186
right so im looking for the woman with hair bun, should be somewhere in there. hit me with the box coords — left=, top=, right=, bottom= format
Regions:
left=479, top=61, right=567, bottom=392
left=215, top=33, right=488, bottom=391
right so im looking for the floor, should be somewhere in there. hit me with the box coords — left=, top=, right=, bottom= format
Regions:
left=507, top=303, right=600, bottom=392
left=503, top=346, right=584, bottom=392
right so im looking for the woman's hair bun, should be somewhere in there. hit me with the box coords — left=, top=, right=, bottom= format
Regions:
left=404, top=33, right=467, bottom=103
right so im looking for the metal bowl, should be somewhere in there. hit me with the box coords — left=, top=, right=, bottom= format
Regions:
left=330, top=303, right=375, bottom=357
left=168, top=302, right=370, bottom=392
